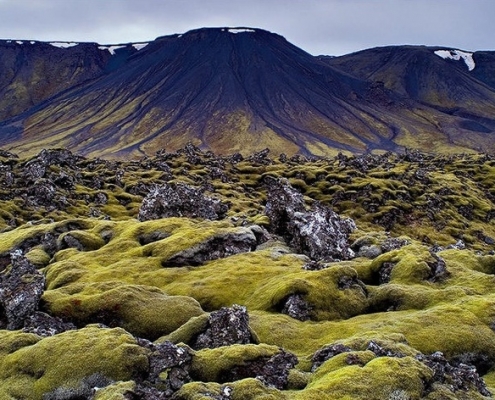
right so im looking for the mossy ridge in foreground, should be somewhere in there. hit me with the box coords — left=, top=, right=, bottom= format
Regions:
left=1, top=147, right=495, bottom=399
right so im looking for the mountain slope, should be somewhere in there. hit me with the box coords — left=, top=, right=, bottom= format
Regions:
left=0, top=29, right=494, bottom=158
left=0, top=28, right=404, bottom=158
left=325, top=46, right=495, bottom=137
left=0, top=40, right=147, bottom=121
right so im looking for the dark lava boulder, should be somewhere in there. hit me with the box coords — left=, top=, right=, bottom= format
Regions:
left=311, top=343, right=352, bottom=371
left=265, top=178, right=356, bottom=261
left=221, top=349, right=298, bottom=390
left=138, top=182, right=228, bottom=221
left=136, top=339, right=193, bottom=397
left=23, top=311, right=76, bottom=337
left=192, top=305, right=255, bottom=350
left=417, top=351, right=492, bottom=397
left=280, top=294, right=313, bottom=321
left=163, top=226, right=266, bottom=267
left=0, top=250, right=45, bottom=330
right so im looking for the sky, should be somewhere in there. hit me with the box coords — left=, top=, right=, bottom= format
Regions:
left=0, top=0, right=494, bottom=56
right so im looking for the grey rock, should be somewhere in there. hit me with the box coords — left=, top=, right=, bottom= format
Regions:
left=94, top=192, right=108, bottom=205
left=357, top=245, right=382, bottom=259
left=193, top=305, right=254, bottom=349
left=427, top=251, right=450, bottom=282
left=138, top=182, right=228, bottom=222
left=43, top=373, right=112, bottom=400
left=378, top=262, right=396, bottom=284
left=133, top=338, right=192, bottom=398
left=416, top=351, right=491, bottom=397
left=23, top=311, right=76, bottom=337
left=265, top=178, right=356, bottom=261
left=0, top=250, right=45, bottom=330
left=281, top=294, right=312, bottom=321
left=148, top=341, right=192, bottom=394
left=367, top=340, right=403, bottom=358
left=246, top=148, right=271, bottom=165
left=124, top=386, right=168, bottom=399
left=381, top=237, right=410, bottom=252
left=312, top=343, right=352, bottom=371
left=221, top=349, right=298, bottom=390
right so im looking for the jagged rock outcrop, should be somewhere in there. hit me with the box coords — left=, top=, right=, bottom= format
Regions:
left=23, top=312, right=76, bottom=337
left=417, top=351, right=492, bottom=397
left=138, top=183, right=228, bottom=222
left=280, top=294, right=313, bottom=321
left=0, top=251, right=45, bottom=330
left=427, top=251, right=450, bottom=282
left=312, top=343, right=353, bottom=371
left=311, top=341, right=492, bottom=398
left=265, top=178, right=356, bottom=261
left=43, top=373, right=113, bottom=400
left=192, top=305, right=254, bottom=350
left=135, top=339, right=193, bottom=398
left=220, top=349, right=298, bottom=390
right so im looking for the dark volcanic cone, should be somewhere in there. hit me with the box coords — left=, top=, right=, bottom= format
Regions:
left=0, top=28, right=408, bottom=158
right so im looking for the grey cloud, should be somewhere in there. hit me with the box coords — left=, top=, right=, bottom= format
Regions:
left=0, top=0, right=494, bottom=55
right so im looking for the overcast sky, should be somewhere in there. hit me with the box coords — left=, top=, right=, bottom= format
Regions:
left=0, top=0, right=493, bottom=56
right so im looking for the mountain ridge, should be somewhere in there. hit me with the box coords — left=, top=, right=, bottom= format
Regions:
left=0, top=27, right=494, bottom=158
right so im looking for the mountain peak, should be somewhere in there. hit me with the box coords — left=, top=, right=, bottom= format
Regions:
left=159, top=26, right=287, bottom=44
left=179, top=26, right=267, bottom=36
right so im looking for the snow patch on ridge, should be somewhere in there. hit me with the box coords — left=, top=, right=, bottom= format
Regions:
left=50, top=42, right=79, bottom=49
left=98, top=45, right=126, bottom=55
left=224, top=28, right=256, bottom=34
left=434, top=49, right=475, bottom=71
left=132, top=42, right=149, bottom=51
left=99, top=43, right=149, bottom=54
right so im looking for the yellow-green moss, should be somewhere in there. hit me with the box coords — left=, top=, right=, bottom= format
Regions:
left=42, top=282, right=205, bottom=340
left=0, top=326, right=149, bottom=400
left=190, top=344, right=282, bottom=383
left=93, top=381, right=136, bottom=400
left=249, top=301, right=495, bottom=361
left=2, top=149, right=495, bottom=399
left=298, top=356, right=432, bottom=400
left=57, top=229, right=106, bottom=251
left=175, top=378, right=287, bottom=400
left=370, top=244, right=436, bottom=284
left=25, top=247, right=51, bottom=268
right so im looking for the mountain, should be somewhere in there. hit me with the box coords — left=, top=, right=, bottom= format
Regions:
left=0, top=28, right=494, bottom=158
left=325, top=46, right=495, bottom=135
left=0, top=39, right=144, bottom=121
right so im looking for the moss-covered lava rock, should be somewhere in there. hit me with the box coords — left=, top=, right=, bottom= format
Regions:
left=1, top=146, right=495, bottom=399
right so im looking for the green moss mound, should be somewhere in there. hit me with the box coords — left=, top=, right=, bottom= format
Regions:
left=0, top=326, right=149, bottom=400
left=42, top=282, right=205, bottom=340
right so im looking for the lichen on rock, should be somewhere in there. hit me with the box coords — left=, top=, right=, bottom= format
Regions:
left=192, top=305, right=255, bottom=350
left=265, top=177, right=356, bottom=261
left=0, top=250, right=45, bottom=330
left=138, top=182, right=228, bottom=221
